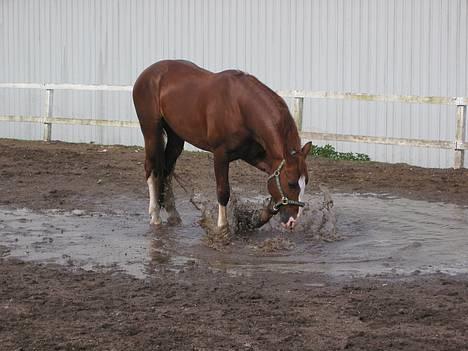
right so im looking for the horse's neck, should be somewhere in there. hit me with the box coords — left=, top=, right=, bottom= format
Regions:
left=256, top=120, right=300, bottom=172
left=243, top=80, right=301, bottom=169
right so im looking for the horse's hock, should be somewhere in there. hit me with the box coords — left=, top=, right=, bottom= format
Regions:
left=198, top=187, right=338, bottom=246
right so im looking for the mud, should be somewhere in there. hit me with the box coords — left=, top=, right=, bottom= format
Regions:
left=2, top=192, right=466, bottom=279
left=1, top=139, right=468, bottom=350
left=256, top=236, right=295, bottom=253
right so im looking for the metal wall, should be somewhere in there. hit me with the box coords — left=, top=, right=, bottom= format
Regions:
left=0, top=0, right=467, bottom=167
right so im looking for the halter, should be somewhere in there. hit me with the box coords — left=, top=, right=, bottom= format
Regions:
left=267, top=159, right=306, bottom=214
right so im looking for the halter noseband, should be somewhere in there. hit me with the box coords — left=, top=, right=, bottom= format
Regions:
left=267, top=160, right=306, bottom=214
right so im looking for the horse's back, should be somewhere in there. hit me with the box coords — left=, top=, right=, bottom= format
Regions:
left=133, top=60, right=211, bottom=127
left=135, top=60, right=211, bottom=85
left=133, top=60, right=264, bottom=151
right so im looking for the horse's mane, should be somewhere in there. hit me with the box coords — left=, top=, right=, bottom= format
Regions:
left=242, top=74, right=301, bottom=154
left=243, top=74, right=289, bottom=114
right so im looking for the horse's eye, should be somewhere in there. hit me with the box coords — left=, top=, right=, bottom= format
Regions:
left=288, top=181, right=299, bottom=189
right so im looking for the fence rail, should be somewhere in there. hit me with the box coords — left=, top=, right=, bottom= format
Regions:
left=0, top=83, right=466, bottom=168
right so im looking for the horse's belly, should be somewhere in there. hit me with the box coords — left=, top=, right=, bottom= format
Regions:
left=162, top=113, right=212, bottom=151
left=160, top=75, right=239, bottom=152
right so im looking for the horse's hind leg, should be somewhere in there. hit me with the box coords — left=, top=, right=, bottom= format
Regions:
left=143, top=121, right=166, bottom=226
left=162, top=124, right=185, bottom=225
left=133, top=73, right=167, bottom=226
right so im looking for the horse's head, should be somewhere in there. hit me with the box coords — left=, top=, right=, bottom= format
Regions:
left=267, top=142, right=312, bottom=230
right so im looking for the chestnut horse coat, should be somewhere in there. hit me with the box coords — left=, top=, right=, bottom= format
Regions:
left=133, top=60, right=310, bottom=227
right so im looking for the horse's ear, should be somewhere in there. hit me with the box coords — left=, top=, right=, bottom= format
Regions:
left=301, top=142, right=312, bottom=156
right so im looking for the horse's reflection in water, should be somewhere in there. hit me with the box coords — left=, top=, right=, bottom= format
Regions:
left=145, top=227, right=175, bottom=274
left=133, top=60, right=312, bottom=232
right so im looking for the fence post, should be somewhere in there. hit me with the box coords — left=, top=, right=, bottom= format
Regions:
left=292, top=96, right=304, bottom=131
left=43, top=88, right=53, bottom=141
left=454, top=104, right=466, bottom=169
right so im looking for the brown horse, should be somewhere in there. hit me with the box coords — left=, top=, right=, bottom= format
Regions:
left=133, top=60, right=311, bottom=230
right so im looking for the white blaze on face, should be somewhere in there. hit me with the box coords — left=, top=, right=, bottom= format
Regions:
left=298, top=175, right=306, bottom=217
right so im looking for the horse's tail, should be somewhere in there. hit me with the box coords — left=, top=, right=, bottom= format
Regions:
left=133, top=66, right=164, bottom=169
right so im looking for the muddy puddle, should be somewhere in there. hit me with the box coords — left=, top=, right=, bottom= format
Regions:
left=1, top=194, right=467, bottom=279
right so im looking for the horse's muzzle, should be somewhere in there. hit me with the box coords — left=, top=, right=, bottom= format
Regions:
left=281, top=217, right=297, bottom=230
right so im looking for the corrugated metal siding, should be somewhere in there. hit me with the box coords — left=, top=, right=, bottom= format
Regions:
left=0, top=0, right=467, bottom=167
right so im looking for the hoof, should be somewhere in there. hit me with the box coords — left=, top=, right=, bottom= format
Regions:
left=217, top=224, right=230, bottom=237
left=203, top=224, right=231, bottom=249
left=167, top=215, right=182, bottom=226
left=150, top=217, right=162, bottom=226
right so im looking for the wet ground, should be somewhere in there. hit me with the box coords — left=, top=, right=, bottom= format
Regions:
left=2, top=193, right=467, bottom=280
left=1, top=139, right=468, bottom=350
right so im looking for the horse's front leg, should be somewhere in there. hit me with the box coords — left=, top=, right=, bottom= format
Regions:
left=213, top=151, right=230, bottom=228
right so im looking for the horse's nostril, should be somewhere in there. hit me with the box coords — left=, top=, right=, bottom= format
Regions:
left=281, top=217, right=297, bottom=230
left=286, top=218, right=296, bottom=230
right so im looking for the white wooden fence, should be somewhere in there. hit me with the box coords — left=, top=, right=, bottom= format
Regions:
left=0, top=83, right=467, bottom=168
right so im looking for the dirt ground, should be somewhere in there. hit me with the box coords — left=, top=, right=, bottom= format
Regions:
left=1, top=138, right=468, bottom=350
left=1, top=139, right=468, bottom=212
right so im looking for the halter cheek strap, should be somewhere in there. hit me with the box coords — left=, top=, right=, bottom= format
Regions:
left=267, top=160, right=306, bottom=214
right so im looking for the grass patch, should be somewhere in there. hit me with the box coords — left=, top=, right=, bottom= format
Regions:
left=310, top=144, right=370, bottom=161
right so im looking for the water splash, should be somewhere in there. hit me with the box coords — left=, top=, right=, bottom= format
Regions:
left=198, top=187, right=339, bottom=244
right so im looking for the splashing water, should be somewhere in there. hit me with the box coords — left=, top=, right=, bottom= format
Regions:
left=198, top=186, right=339, bottom=247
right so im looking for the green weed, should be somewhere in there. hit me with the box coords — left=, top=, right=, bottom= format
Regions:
left=310, top=144, right=370, bottom=161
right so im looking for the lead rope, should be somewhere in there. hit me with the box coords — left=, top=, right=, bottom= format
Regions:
left=172, top=171, right=203, bottom=211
